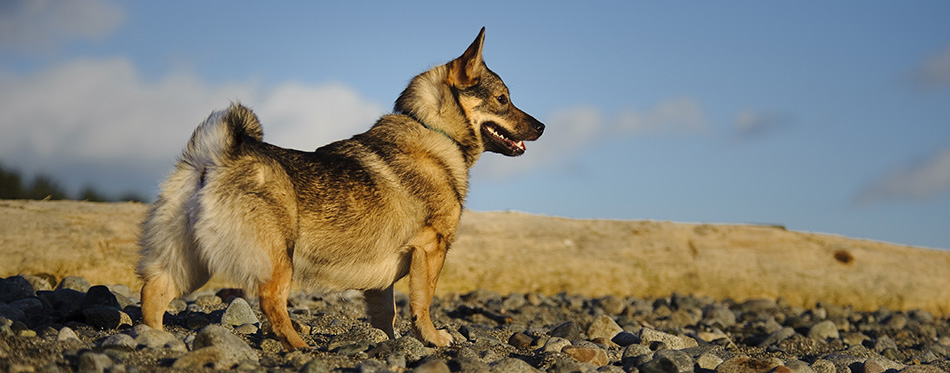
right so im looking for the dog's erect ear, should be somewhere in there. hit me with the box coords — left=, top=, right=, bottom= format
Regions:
left=446, top=27, right=485, bottom=89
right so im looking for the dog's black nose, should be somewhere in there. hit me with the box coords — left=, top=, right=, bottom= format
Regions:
left=533, top=120, right=545, bottom=137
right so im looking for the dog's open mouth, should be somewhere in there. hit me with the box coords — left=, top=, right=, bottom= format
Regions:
left=482, top=122, right=526, bottom=155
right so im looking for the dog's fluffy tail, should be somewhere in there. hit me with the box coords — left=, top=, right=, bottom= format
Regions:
left=182, top=103, right=263, bottom=171
left=137, top=103, right=265, bottom=296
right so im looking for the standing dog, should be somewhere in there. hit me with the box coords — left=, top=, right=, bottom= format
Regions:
left=137, top=27, right=543, bottom=350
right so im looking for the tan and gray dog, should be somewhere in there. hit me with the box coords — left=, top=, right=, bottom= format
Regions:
left=137, top=27, right=544, bottom=350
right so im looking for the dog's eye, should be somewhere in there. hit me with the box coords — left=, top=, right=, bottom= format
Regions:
left=496, top=95, right=508, bottom=105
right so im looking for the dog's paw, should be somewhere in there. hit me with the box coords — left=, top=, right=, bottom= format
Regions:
left=430, top=329, right=453, bottom=347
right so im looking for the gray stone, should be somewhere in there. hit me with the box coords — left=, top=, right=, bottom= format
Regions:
left=817, top=354, right=862, bottom=372
left=129, top=324, right=185, bottom=351
left=78, top=351, right=113, bottom=373
left=369, top=335, right=432, bottom=361
left=701, top=304, right=736, bottom=328
left=20, top=274, right=53, bottom=292
left=451, top=357, right=491, bottom=373
left=639, top=349, right=693, bottom=373
left=300, top=358, right=331, bottom=373
left=596, top=295, right=627, bottom=315
left=502, top=293, right=526, bottom=310
left=542, top=336, right=572, bottom=353
left=173, top=325, right=258, bottom=369
left=100, top=333, right=136, bottom=349
left=414, top=359, right=451, bottom=373
left=638, top=328, right=689, bottom=350
left=783, top=359, right=816, bottom=373
left=563, top=346, right=609, bottom=367
left=622, top=344, right=652, bottom=361
left=550, top=321, right=584, bottom=341
left=759, top=327, right=796, bottom=347
left=220, top=297, right=260, bottom=326
left=695, top=351, right=724, bottom=370
left=807, top=320, right=839, bottom=340
left=548, top=357, right=595, bottom=373
left=587, top=315, right=623, bottom=340
left=56, top=276, right=91, bottom=292
left=57, top=326, right=80, bottom=342
left=355, top=359, right=389, bottom=373
left=871, top=336, right=898, bottom=352
left=862, top=356, right=904, bottom=372
left=716, top=356, right=782, bottom=373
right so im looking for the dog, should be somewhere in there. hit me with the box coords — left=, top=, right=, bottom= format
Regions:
left=136, top=27, right=544, bottom=350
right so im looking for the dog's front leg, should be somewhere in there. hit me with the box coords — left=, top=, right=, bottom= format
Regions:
left=364, top=285, right=396, bottom=339
left=407, top=227, right=453, bottom=347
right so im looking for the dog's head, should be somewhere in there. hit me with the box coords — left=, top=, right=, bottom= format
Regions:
left=446, top=28, right=544, bottom=157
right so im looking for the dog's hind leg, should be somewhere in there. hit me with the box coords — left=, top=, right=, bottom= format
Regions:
left=365, top=285, right=396, bottom=339
left=140, top=272, right=177, bottom=329
left=137, top=168, right=211, bottom=330
left=407, top=227, right=453, bottom=347
left=258, top=248, right=307, bottom=350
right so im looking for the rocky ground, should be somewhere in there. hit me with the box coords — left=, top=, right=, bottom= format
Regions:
left=1, top=275, right=948, bottom=373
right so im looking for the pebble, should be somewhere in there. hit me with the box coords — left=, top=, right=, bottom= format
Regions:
left=1, top=275, right=949, bottom=373
left=638, top=328, right=692, bottom=350
left=542, top=336, right=572, bottom=353
left=220, top=297, right=260, bottom=326
left=57, top=326, right=80, bottom=342
left=55, top=276, right=91, bottom=292
left=173, top=325, right=258, bottom=369
left=492, top=357, right=539, bottom=373
left=586, top=314, right=623, bottom=340
left=807, top=320, right=839, bottom=340
left=562, top=346, right=609, bottom=366
left=639, top=349, right=693, bottom=373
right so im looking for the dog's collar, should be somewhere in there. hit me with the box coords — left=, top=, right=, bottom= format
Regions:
left=421, top=122, right=454, bottom=142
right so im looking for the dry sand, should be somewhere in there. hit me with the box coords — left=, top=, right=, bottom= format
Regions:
left=1, top=199, right=948, bottom=314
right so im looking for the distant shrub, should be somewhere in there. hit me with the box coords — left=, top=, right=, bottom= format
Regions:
left=0, top=162, right=142, bottom=202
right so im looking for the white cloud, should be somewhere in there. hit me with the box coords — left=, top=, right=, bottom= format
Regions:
left=912, top=46, right=950, bottom=90
left=734, top=109, right=791, bottom=139
left=0, top=58, right=385, bottom=196
left=856, top=147, right=950, bottom=205
left=474, top=98, right=710, bottom=179
left=0, top=0, right=123, bottom=52
left=616, top=97, right=709, bottom=135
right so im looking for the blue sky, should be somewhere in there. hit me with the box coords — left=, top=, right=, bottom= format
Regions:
left=1, top=1, right=949, bottom=249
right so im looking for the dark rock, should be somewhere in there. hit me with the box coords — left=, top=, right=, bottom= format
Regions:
left=82, top=306, right=132, bottom=329
left=81, top=285, right=121, bottom=309
left=508, top=332, right=533, bottom=349
left=0, top=276, right=35, bottom=303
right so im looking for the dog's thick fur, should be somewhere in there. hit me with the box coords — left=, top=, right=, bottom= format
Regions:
left=136, top=28, right=544, bottom=349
